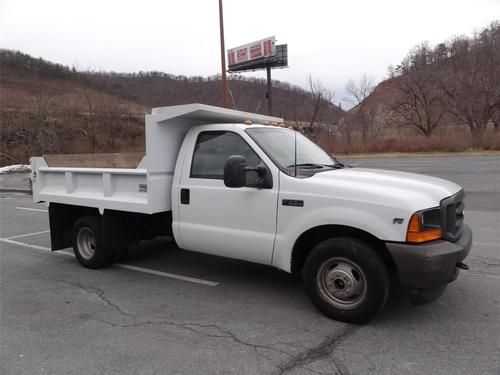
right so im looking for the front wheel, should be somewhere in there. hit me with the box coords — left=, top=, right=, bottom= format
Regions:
left=72, top=216, right=113, bottom=269
left=303, top=237, right=390, bottom=324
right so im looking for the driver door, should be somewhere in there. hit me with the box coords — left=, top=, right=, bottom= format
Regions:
left=177, top=130, right=279, bottom=265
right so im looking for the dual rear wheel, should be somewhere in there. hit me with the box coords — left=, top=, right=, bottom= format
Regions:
left=72, top=216, right=127, bottom=269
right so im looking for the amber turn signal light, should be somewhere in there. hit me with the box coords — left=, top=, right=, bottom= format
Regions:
left=406, top=212, right=442, bottom=243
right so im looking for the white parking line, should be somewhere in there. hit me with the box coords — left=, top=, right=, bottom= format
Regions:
left=0, top=238, right=52, bottom=252
left=0, top=237, right=219, bottom=287
left=114, top=264, right=219, bottom=286
left=6, top=230, right=51, bottom=240
left=16, top=207, right=47, bottom=212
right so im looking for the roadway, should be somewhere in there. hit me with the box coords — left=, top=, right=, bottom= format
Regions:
left=1, top=155, right=499, bottom=374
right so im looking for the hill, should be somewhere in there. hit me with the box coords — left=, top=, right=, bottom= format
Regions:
left=335, top=21, right=500, bottom=153
left=0, top=49, right=343, bottom=165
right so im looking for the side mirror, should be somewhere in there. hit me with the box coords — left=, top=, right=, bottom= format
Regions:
left=224, top=155, right=273, bottom=189
left=224, top=155, right=247, bottom=188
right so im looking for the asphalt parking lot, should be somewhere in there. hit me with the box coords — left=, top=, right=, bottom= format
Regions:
left=1, top=155, right=499, bottom=375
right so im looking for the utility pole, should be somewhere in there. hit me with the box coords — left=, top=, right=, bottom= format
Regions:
left=218, top=0, right=228, bottom=108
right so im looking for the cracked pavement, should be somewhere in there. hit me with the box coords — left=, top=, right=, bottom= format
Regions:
left=1, top=155, right=500, bottom=374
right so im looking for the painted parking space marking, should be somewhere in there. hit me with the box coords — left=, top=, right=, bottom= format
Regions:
left=16, top=207, right=47, bottom=212
left=0, top=237, right=219, bottom=287
left=6, top=230, right=51, bottom=240
left=114, top=264, right=219, bottom=286
left=0, top=238, right=52, bottom=252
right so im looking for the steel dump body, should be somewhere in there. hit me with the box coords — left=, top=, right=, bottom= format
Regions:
left=31, top=103, right=283, bottom=214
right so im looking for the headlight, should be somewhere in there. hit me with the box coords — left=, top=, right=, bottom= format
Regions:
left=406, top=207, right=442, bottom=243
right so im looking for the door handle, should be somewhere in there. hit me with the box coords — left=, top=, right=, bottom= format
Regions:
left=180, top=188, right=190, bottom=204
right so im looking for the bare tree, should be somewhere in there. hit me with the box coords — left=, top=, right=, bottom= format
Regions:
left=308, top=76, right=334, bottom=124
left=28, top=81, right=66, bottom=155
left=307, top=76, right=335, bottom=138
left=344, top=74, right=375, bottom=142
left=31, top=81, right=52, bottom=140
left=103, top=98, right=125, bottom=151
left=80, top=75, right=98, bottom=153
left=493, top=109, right=500, bottom=131
left=438, top=25, right=500, bottom=146
left=390, top=44, right=447, bottom=137
left=336, top=115, right=352, bottom=147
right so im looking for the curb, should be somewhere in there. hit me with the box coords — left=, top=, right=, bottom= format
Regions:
left=0, top=187, right=32, bottom=194
left=336, top=151, right=500, bottom=158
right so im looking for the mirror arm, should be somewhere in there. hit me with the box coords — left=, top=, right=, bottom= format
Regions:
left=245, top=165, right=266, bottom=174
left=245, top=164, right=269, bottom=189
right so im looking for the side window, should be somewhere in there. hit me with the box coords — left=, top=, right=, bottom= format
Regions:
left=190, top=131, right=261, bottom=184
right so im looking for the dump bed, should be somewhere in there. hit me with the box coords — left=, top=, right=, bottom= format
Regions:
left=31, top=103, right=282, bottom=214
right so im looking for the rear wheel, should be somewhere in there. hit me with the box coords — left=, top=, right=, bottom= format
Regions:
left=72, top=216, right=113, bottom=269
left=303, top=237, right=390, bottom=323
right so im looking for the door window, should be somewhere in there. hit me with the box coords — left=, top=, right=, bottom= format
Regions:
left=190, top=131, right=261, bottom=185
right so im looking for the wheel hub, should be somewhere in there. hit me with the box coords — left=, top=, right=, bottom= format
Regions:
left=317, top=257, right=367, bottom=310
left=325, top=265, right=363, bottom=299
left=77, top=227, right=96, bottom=260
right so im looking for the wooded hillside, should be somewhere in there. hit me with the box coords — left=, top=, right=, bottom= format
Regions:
left=338, top=21, right=500, bottom=153
left=0, top=49, right=342, bottom=165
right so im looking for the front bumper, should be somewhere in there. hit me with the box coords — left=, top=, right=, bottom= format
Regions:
left=386, top=224, right=472, bottom=290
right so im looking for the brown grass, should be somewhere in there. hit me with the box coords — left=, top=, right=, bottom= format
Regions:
left=0, top=109, right=145, bottom=165
left=318, top=128, right=500, bottom=155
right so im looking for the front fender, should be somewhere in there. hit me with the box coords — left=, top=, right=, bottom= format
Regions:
left=272, top=205, right=407, bottom=272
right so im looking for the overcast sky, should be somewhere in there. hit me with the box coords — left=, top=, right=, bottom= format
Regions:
left=1, top=0, right=499, bottom=105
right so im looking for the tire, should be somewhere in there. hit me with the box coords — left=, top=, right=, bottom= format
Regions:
left=303, top=237, right=390, bottom=324
left=72, top=215, right=113, bottom=269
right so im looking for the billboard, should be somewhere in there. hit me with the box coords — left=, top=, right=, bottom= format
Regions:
left=228, top=44, right=288, bottom=73
left=227, top=36, right=276, bottom=69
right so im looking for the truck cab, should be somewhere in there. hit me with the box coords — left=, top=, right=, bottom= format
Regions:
left=31, top=104, right=472, bottom=323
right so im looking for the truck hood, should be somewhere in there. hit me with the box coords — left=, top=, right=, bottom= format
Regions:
left=309, top=167, right=462, bottom=211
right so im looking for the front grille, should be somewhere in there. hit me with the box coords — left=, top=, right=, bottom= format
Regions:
left=440, top=190, right=465, bottom=242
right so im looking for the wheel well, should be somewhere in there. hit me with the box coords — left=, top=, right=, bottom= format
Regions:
left=49, top=203, right=173, bottom=251
left=290, top=225, right=396, bottom=274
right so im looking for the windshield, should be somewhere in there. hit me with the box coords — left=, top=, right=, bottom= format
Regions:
left=246, top=127, right=338, bottom=175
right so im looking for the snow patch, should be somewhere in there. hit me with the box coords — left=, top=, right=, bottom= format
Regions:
left=0, top=164, right=31, bottom=174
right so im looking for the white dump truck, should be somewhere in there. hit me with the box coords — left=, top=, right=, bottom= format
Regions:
left=31, top=103, right=472, bottom=323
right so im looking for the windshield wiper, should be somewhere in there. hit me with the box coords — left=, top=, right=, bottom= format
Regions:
left=320, top=164, right=346, bottom=169
left=286, top=163, right=325, bottom=169
left=331, top=157, right=352, bottom=168
left=286, top=163, right=346, bottom=169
